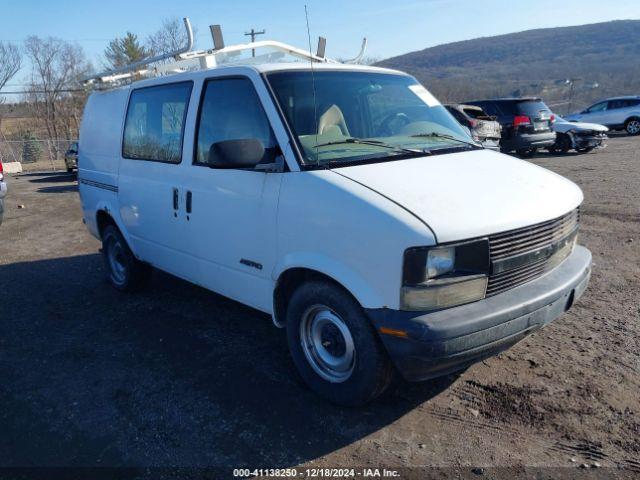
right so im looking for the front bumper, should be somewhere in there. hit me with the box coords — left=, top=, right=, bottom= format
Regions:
left=573, top=132, right=607, bottom=149
left=366, top=246, right=592, bottom=381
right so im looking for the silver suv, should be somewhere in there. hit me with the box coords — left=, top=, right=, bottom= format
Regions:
left=565, top=96, right=640, bottom=135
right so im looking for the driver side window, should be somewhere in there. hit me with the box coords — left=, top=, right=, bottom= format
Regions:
left=194, top=77, right=277, bottom=165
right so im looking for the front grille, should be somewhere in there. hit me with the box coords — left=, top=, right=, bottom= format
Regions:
left=486, top=208, right=579, bottom=296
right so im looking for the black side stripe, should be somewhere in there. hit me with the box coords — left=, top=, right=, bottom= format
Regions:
left=79, top=178, right=119, bottom=193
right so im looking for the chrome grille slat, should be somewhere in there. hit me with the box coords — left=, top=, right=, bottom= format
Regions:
left=486, top=208, right=579, bottom=296
left=490, top=215, right=577, bottom=248
left=490, top=224, right=578, bottom=259
left=487, top=263, right=546, bottom=292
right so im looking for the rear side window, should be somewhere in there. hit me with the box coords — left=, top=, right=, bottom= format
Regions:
left=462, top=107, right=487, bottom=119
left=447, top=107, right=469, bottom=126
left=194, top=77, right=276, bottom=165
left=123, top=82, right=193, bottom=163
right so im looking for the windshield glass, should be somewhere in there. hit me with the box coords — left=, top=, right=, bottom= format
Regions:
left=266, top=71, right=476, bottom=165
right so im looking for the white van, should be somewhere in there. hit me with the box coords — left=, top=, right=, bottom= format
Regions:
left=79, top=60, right=591, bottom=405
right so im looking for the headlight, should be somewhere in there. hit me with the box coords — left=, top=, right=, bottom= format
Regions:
left=427, top=247, right=455, bottom=278
left=401, top=239, right=490, bottom=311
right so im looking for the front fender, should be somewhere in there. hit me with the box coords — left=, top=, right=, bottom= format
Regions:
left=274, top=252, right=387, bottom=310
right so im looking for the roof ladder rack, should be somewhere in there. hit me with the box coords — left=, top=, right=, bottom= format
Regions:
left=83, top=18, right=368, bottom=87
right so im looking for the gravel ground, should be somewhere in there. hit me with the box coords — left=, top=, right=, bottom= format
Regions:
left=0, top=135, right=638, bottom=478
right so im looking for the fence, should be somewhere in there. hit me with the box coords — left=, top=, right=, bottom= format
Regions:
left=0, top=138, right=76, bottom=168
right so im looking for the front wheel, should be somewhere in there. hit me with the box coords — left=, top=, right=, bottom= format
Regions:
left=516, top=148, right=537, bottom=158
left=549, top=133, right=571, bottom=155
left=101, top=225, right=151, bottom=291
left=286, top=281, right=394, bottom=406
left=576, top=146, right=595, bottom=153
left=625, top=118, right=640, bottom=136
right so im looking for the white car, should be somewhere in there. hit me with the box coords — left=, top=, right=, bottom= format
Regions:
left=549, top=117, right=608, bottom=154
left=565, top=96, right=640, bottom=135
left=78, top=50, right=591, bottom=405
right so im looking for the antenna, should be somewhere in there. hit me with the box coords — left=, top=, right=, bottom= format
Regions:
left=305, top=5, right=320, bottom=163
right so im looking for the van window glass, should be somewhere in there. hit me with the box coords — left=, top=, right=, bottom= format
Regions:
left=195, top=77, right=277, bottom=165
left=267, top=71, right=473, bottom=166
left=123, top=82, right=192, bottom=163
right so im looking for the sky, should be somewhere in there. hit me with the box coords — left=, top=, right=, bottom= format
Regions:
left=1, top=0, right=639, bottom=91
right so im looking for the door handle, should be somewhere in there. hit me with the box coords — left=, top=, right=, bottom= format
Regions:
left=186, top=190, right=192, bottom=214
left=172, top=188, right=179, bottom=210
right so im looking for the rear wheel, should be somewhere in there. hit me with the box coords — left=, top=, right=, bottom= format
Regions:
left=286, top=280, right=394, bottom=406
left=625, top=118, right=640, bottom=135
left=101, top=225, right=151, bottom=291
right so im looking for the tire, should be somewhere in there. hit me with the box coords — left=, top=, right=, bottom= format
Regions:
left=516, top=148, right=536, bottom=158
left=576, top=146, right=594, bottom=153
left=286, top=280, right=394, bottom=406
left=549, top=133, right=571, bottom=155
left=625, top=118, right=640, bottom=136
left=101, top=225, right=151, bottom=291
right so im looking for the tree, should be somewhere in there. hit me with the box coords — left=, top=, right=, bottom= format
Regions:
left=146, top=17, right=195, bottom=59
left=22, top=131, right=42, bottom=163
left=104, top=32, right=149, bottom=69
left=24, top=36, right=91, bottom=159
left=0, top=42, right=21, bottom=105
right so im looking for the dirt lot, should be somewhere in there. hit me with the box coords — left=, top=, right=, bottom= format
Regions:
left=0, top=136, right=638, bottom=478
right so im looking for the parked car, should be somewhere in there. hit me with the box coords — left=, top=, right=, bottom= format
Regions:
left=565, top=96, right=640, bottom=135
left=65, top=142, right=79, bottom=172
left=445, top=104, right=501, bottom=150
left=549, top=116, right=608, bottom=154
left=465, top=98, right=556, bottom=157
left=79, top=59, right=591, bottom=406
left=0, top=162, right=6, bottom=226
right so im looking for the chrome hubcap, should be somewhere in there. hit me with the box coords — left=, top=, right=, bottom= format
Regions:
left=627, top=120, right=640, bottom=134
left=106, top=238, right=127, bottom=285
left=300, top=306, right=355, bottom=383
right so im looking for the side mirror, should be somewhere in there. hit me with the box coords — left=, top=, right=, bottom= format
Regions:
left=208, top=139, right=265, bottom=169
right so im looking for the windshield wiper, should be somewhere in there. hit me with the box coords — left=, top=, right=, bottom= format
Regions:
left=313, top=137, right=424, bottom=154
left=410, top=132, right=482, bottom=149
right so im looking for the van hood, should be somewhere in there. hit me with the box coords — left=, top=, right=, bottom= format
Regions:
left=333, top=149, right=583, bottom=243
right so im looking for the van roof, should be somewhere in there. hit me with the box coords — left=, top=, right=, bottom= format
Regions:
left=122, top=62, right=407, bottom=90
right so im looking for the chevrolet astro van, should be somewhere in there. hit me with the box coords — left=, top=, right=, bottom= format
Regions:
left=78, top=62, right=591, bottom=406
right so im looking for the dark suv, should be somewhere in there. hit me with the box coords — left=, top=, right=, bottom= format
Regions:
left=465, top=98, right=556, bottom=157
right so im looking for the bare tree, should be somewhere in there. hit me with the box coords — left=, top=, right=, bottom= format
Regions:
left=0, top=42, right=22, bottom=105
left=24, top=36, right=91, bottom=159
left=146, top=17, right=196, bottom=59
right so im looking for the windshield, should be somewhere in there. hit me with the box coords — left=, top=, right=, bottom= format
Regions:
left=266, top=71, right=477, bottom=166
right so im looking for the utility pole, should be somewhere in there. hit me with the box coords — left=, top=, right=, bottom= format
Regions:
left=566, top=78, right=582, bottom=115
left=244, top=28, right=266, bottom=57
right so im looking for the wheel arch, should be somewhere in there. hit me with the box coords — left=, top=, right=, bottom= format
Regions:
left=272, top=258, right=387, bottom=328
left=93, top=204, right=138, bottom=257
left=624, top=115, right=640, bottom=132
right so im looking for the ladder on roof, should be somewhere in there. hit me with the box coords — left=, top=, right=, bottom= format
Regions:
left=84, top=18, right=368, bottom=86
